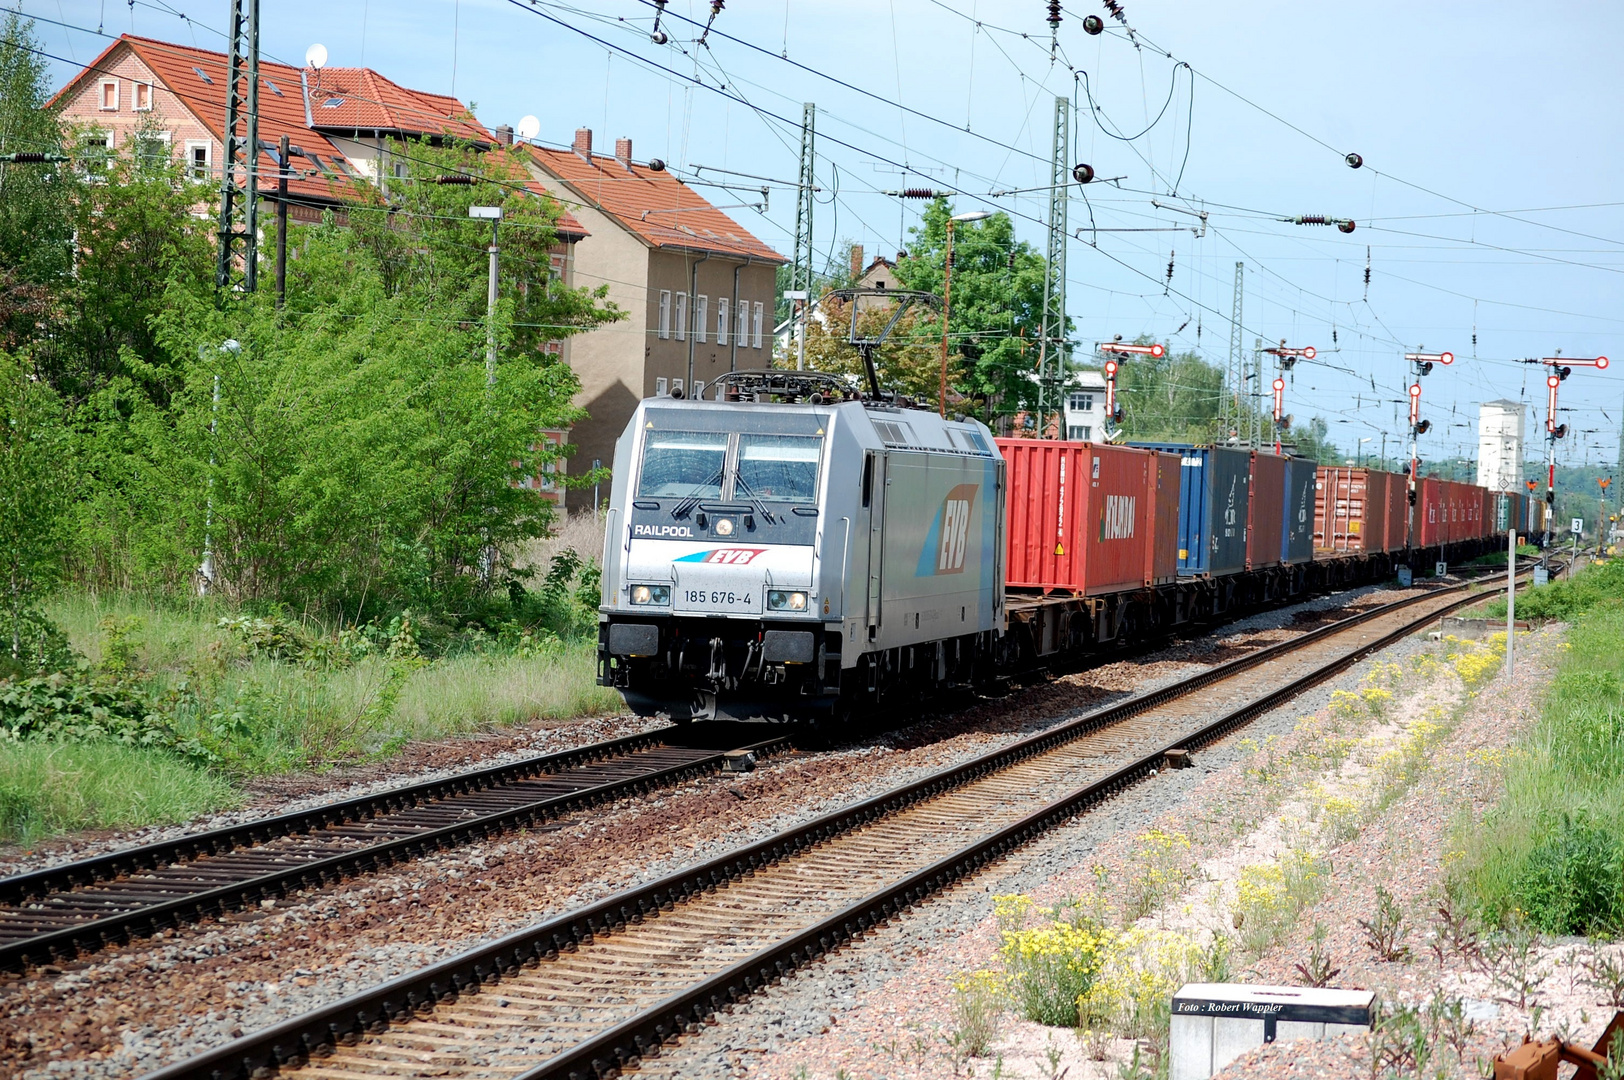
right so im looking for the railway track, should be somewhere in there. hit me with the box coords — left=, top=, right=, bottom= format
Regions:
left=143, top=574, right=1522, bottom=1080
left=0, top=724, right=790, bottom=973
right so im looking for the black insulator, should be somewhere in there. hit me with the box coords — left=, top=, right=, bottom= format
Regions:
left=1047, top=1, right=1063, bottom=28
left=1071, top=163, right=1094, bottom=184
left=1345, top=152, right=1363, bottom=169
left=1103, top=0, right=1127, bottom=24
left=1083, top=14, right=1104, bottom=33
left=1337, top=220, right=1356, bottom=234
left=10, top=152, right=47, bottom=163
left=648, top=158, right=666, bottom=171
left=433, top=174, right=475, bottom=185
left=1364, top=266, right=1371, bottom=286
left=901, top=187, right=936, bottom=198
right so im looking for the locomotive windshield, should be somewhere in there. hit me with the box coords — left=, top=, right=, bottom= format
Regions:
left=737, top=434, right=821, bottom=502
left=637, top=429, right=823, bottom=503
left=637, top=431, right=728, bottom=498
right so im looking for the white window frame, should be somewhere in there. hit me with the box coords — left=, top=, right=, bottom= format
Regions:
left=1068, top=392, right=1094, bottom=412
left=717, top=298, right=729, bottom=346
left=131, top=81, right=153, bottom=111
left=655, top=377, right=669, bottom=397
left=132, top=130, right=172, bottom=170
left=695, top=380, right=706, bottom=401
left=79, top=130, right=113, bottom=181
left=1068, top=425, right=1092, bottom=441
left=737, top=302, right=749, bottom=346
left=98, top=79, right=119, bottom=111
left=184, top=140, right=211, bottom=181
left=672, top=378, right=685, bottom=398
left=695, top=295, right=708, bottom=343
left=674, top=292, right=688, bottom=342
left=752, top=302, right=764, bottom=348
left=657, top=290, right=671, bottom=339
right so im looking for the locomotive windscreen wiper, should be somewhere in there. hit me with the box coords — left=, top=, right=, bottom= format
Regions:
left=729, top=473, right=778, bottom=525
left=670, top=466, right=725, bottom=520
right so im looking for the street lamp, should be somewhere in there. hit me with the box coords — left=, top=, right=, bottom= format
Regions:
left=940, top=210, right=992, bottom=417
left=470, top=205, right=503, bottom=385
left=1358, top=437, right=1372, bottom=467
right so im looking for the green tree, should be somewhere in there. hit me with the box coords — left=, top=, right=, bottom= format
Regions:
left=0, top=353, right=73, bottom=662
left=1111, top=347, right=1226, bottom=443
left=797, top=293, right=942, bottom=402
left=890, top=198, right=1054, bottom=415
left=0, top=13, right=76, bottom=355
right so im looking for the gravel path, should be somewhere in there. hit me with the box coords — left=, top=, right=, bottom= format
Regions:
left=0, top=581, right=1451, bottom=1079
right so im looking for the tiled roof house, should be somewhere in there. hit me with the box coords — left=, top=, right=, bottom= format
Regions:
left=524, top=129, right=786, bottom=506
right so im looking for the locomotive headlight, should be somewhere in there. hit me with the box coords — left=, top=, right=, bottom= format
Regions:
left=767, top=590, right=808, bottom=612
left=714, top=517, right=735, bottom=536
left=629, top=584, right=670, bottom=606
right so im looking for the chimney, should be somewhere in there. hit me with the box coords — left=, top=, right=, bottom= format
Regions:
left=573, top=127, right=593, bottom=157
left=615, top=137, right=633, bottom=170
left=494, top=124, right=514, bottom=146
left=850, top=244, right=864, bottom=281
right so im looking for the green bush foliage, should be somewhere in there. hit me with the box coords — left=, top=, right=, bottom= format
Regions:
left=1483, top=556, right=1624, bottom=622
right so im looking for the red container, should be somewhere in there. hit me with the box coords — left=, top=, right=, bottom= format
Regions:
left=1247, top=451, right=1286, bottom=570
left=1385, top=472, right=1411, bottom=551
left=1418, top=477, right=1444, bottom=548
left=998, top=439, right=1178, bottom=594
left=1314, top=466, right=1389, bottom=554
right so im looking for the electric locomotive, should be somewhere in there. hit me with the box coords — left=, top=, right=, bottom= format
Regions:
left=597, top=371, right=1004, bottom=723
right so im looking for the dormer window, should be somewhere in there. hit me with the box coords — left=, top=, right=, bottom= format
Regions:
left=263, top=78, right=283, bottom=97
left=192, top=66, right=214, bottom=85
left=322, top=97, right=345, bottom=108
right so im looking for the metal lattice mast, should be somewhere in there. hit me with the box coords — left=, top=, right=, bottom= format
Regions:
left=789, top=102, right=816, bottom=370
left=215, top=0, right=260, bottom=291
left=1251, top=338, right=1265, bottom=448
left=1223, top=261, right=1243, bottom=441
left=1036, top=95, right=1069, bottom=435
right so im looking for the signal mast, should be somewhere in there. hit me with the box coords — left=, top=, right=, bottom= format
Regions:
left=1262, top=341, right=1316, bottom=454
left=1096, top=338, right=1166, bottom=439
left=1536, top=355, right=1609, bottom=545
left=1403, top=350, right=1453, bottom=548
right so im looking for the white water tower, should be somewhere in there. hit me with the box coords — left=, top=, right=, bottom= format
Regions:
left=1477, top=399, right=1525, bottom=494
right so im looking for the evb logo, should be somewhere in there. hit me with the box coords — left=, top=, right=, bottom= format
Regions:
left=917, top=483, right=980, bottom=576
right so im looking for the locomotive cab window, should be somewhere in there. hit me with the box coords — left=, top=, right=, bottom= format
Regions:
left=737, top=435, right=821, bottom=503
left=638, top=431, right=728, bottom=498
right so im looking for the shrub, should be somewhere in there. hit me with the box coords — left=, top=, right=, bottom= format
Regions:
left=1121, top=828, right=1193, bottom=921
left=1511, top=813, right=1624, bottom=935
left=1080, top=927, right=1203, bottom=1039
left=948, top=969, right=1006, bottom=1059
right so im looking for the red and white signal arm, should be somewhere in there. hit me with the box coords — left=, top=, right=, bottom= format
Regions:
left=1406, top=351, right=1453, bottom=364
left=1544, top=356, right=1610, bottom=369
left=1098, top=341, right=1166, bottom=358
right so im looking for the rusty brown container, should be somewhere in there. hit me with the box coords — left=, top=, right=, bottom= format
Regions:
left=998, top=439, right=1178, bottom=594
left=1247, top=451, right=1287, bottom=570
left=1314, top=466, right=1390, bottom=554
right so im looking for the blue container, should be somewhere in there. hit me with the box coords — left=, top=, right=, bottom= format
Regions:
left=1130, top=443, right=1250, bottom=577
left=1281, top=457, right=1317, bottom=565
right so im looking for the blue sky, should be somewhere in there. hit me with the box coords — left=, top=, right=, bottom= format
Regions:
left=24, top=1, right=1624, bottom=469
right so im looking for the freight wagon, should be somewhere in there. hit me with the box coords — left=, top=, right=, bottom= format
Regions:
left=597, top=377, right=1504, bottom=725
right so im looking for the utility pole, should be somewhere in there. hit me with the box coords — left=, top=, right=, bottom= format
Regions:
left=216, top=0, right=260, bottom=292
left=470, top=206, right=503, bottom=384
left=274, top=134, right=289, bottom=308
left=1223, top=262, right=1243, bottom=443
left=791, top=103, right=816, bottom=372
left=1035, top=96, right=1070, bottom=437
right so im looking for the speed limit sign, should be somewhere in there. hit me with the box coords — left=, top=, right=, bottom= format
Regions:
left=1572, top=518, right=1585, bottom=535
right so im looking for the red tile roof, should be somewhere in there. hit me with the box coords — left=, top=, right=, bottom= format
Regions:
left=527, top=144, right=784, bottom=263
left=48, top=36, right=584, bottom=237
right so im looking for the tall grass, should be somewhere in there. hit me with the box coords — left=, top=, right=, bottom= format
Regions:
left=0, top=741, right=238, bottom=845
left=1457, top=602, right=1624, bottom=935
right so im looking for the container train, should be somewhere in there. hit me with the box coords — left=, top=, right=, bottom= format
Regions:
left=597, top=376, right=1510, bottom=724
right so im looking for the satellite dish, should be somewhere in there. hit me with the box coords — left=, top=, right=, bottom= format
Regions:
left=516, top=115, right=541, bottom=141
left=305, top=43, right=328, bottom=70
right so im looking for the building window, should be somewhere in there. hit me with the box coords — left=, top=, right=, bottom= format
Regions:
left=79, top=131, right=113, bottom=181
left=1068, top=392, right=1095, bottom=412
left=393, top=161, right=408, bottom=180
left=184, top=140, right=211, bottom=181
left=1068, top=425, right=1092, bottom=441
left=737, top=301, right=749, bottom=345
left=674, top=292, right=688, bottom=342
left=695, top=295, right=708, bottom=343
left=695, top=380, right=706, bottom=401
left=98, top=79, right=118, bottom=111
left=752, top=302, right=764, bottom=348
left=717, top=298, right=729, bottom=346
left=132, top=81, right=153, bottom=111
left=672, top=378, right=684, bottom=398
left=657, top=290, right=671, bottom=339
left=655, top=377, right=669, bottom=397
left=132, top=131, right=171, bottom=172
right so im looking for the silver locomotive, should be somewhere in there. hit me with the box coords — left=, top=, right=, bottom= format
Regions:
left=598, top=372, right=1006, bottom=723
